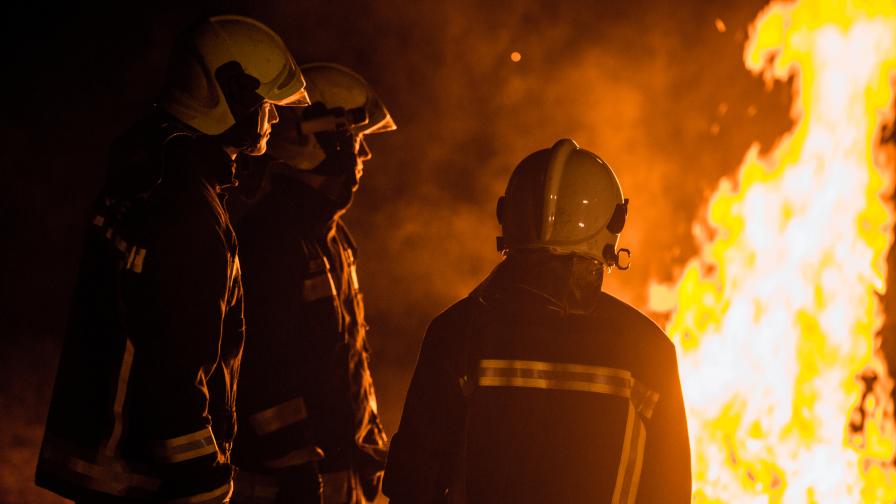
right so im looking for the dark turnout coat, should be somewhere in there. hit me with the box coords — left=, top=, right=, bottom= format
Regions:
left=383, top=256, right=691, bottom=504
left=36, top=112, right=245, bottom=504
left=231, top=175, right=386, bottom=504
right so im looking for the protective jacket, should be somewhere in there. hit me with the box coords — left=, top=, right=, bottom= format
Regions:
left=232, top=173, right=386, bottom=504
left=35, top=110, right=245, bottom=504
left=383, top=255, right=691, bottom=504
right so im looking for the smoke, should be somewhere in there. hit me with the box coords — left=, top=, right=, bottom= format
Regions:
left=1, top=0, right=795, bottom=501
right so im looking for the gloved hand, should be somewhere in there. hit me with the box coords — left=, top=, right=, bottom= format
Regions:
left=356, top=418, right=388, bottom=502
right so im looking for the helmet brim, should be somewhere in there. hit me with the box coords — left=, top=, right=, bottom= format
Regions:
left=272, top=88, right=311, bottom=107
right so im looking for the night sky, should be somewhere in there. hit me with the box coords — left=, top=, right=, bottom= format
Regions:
left=0, top=1, right=811, bottom=501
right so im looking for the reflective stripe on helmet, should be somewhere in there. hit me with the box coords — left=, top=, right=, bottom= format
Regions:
left=151, top=427, right=218, bottom=463
left=541, top=139, right=579, bottom=241
left=477, top=359, right=659, bottom=420
left=166, top=481, right=233, bottom=504
left=249, top=396, right=309, bottom=436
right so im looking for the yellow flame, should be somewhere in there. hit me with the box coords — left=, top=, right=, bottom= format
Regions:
left=654, top=0, right=896, bottom=501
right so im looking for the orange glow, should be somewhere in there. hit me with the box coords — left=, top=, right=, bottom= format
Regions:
left=510, top=51, right=522, bottom=62
left=715, top=18, right=728, bottom=33
left=650, top=0, right=896, bottom=501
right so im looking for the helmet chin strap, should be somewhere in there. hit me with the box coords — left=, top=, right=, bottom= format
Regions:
left=602, top=245, right=632, bottom=271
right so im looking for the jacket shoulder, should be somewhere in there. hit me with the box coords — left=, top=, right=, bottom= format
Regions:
left=594, top=292, right=674, bottom=351
left=421, top=297, right=480, bottom=351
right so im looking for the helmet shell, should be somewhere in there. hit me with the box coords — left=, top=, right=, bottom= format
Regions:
left=299, top=62, right=396, bottom=135
left=499, top=139, right=625, bottom=264
left=161, top=15, right=309, bottom=135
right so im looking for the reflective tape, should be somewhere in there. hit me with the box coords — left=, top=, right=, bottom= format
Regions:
left=308, top=257, right=328, bottom=273
left=611, top=402, right=647, bottom=504
left=126, top=246, right=147, bottom=273
left=249, top=397, right=308, bottom=436
left=166, top=481, right=233, bottom=504
left=232, top=470, right=279, bottom=503
left=303, top=273, right=336, bottom=301
left=321, top=470, right=351, bottom=504
left=478, top=359, right=656, bottom=503
left=93, top=216, right=147, bottom=274
left=477, top=359, right=659, bottom=419
left=264, top=445, right=325, bottom=469
left=103, top=338, right=134, bottom=456
left=152, top=427, right=218, bottom=463
left=39, top=440, right=160, bottom=497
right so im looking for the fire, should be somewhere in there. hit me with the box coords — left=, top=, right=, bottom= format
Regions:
left=650, top=0, right=896, bottom=501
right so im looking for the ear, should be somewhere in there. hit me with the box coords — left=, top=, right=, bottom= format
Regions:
left=496, top=196, right=506, bottom=226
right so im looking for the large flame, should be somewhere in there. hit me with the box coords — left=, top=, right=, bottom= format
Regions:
left=650, top=0, right=896, bottom=501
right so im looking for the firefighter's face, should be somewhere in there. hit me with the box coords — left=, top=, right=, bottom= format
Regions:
left=244, top=102, right=279, bottom=156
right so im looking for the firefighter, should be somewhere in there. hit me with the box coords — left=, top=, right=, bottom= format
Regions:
left=35, top=16, right=308, bottom=504
left=382, top=139, right=692, bottom=503
left=229, top=63, right=396, bottom=504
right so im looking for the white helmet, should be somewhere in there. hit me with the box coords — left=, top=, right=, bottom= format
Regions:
left=497, top=139, right=631, bottom=269
left=266, top=63, right=396, bottom=171
left=161, top=15, right=309, bottom=135
left=299, top=62, right=396, bottom=135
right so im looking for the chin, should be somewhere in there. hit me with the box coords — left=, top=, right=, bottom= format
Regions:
left=244, top=141, right=268, bottom=157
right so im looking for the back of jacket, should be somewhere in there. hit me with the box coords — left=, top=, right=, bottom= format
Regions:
left=384, top=257, right=691, bottom=504
left=464, top=288, right=689, bottom=503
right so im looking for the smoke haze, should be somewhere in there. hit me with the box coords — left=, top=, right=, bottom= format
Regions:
left=1, top=1, right=804, bottom=501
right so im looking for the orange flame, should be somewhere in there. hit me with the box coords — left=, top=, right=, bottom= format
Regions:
left=650, top=0, right=896, bottom=501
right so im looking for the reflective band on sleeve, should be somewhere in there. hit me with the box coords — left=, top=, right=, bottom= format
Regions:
left=249, top=397, right=309, bottom=436
left=232, top=470, right=279, bottom=503
left=350, top=264, right=360, bottom=291
left=477, top=359, right=660, bottom=420
left=264, top=445, right=325, bottom=469
left=166, top=481, right=233, bottom=504
left=308, top=257, right=327, bottom=273
left=126, top=246, right=147, bottom=273
left=303, top=273, right=336, bottom=301
left=152, top=427, right=218, bottom=463
left=321, top=470, right=352, bottom=504
left=38, top=440, right=160, bottom=497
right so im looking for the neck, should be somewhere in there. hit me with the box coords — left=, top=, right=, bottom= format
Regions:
left=269, top=173, right=344, bottom=230
left=222, top=145, right=241, bottom=159
left=497, top=251, right=604, bottom=314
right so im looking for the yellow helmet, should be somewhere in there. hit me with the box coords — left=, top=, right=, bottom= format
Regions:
left=497, top=139, right=631, bottom=269
left=161, top=15, right=309, bottom=135
left=299, top=62, right=397, bottom=135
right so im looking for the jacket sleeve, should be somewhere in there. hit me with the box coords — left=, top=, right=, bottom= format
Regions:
left=637, top=342, right=692, bottom=503
left=206, top=257, right=245, bottom=458
left=126, top=156, right=236, bottom=501
left=382, top=304, right=469, bottom=504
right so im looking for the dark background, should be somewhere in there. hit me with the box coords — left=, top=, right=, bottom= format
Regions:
left=0, top=0, right=811, bottom=501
